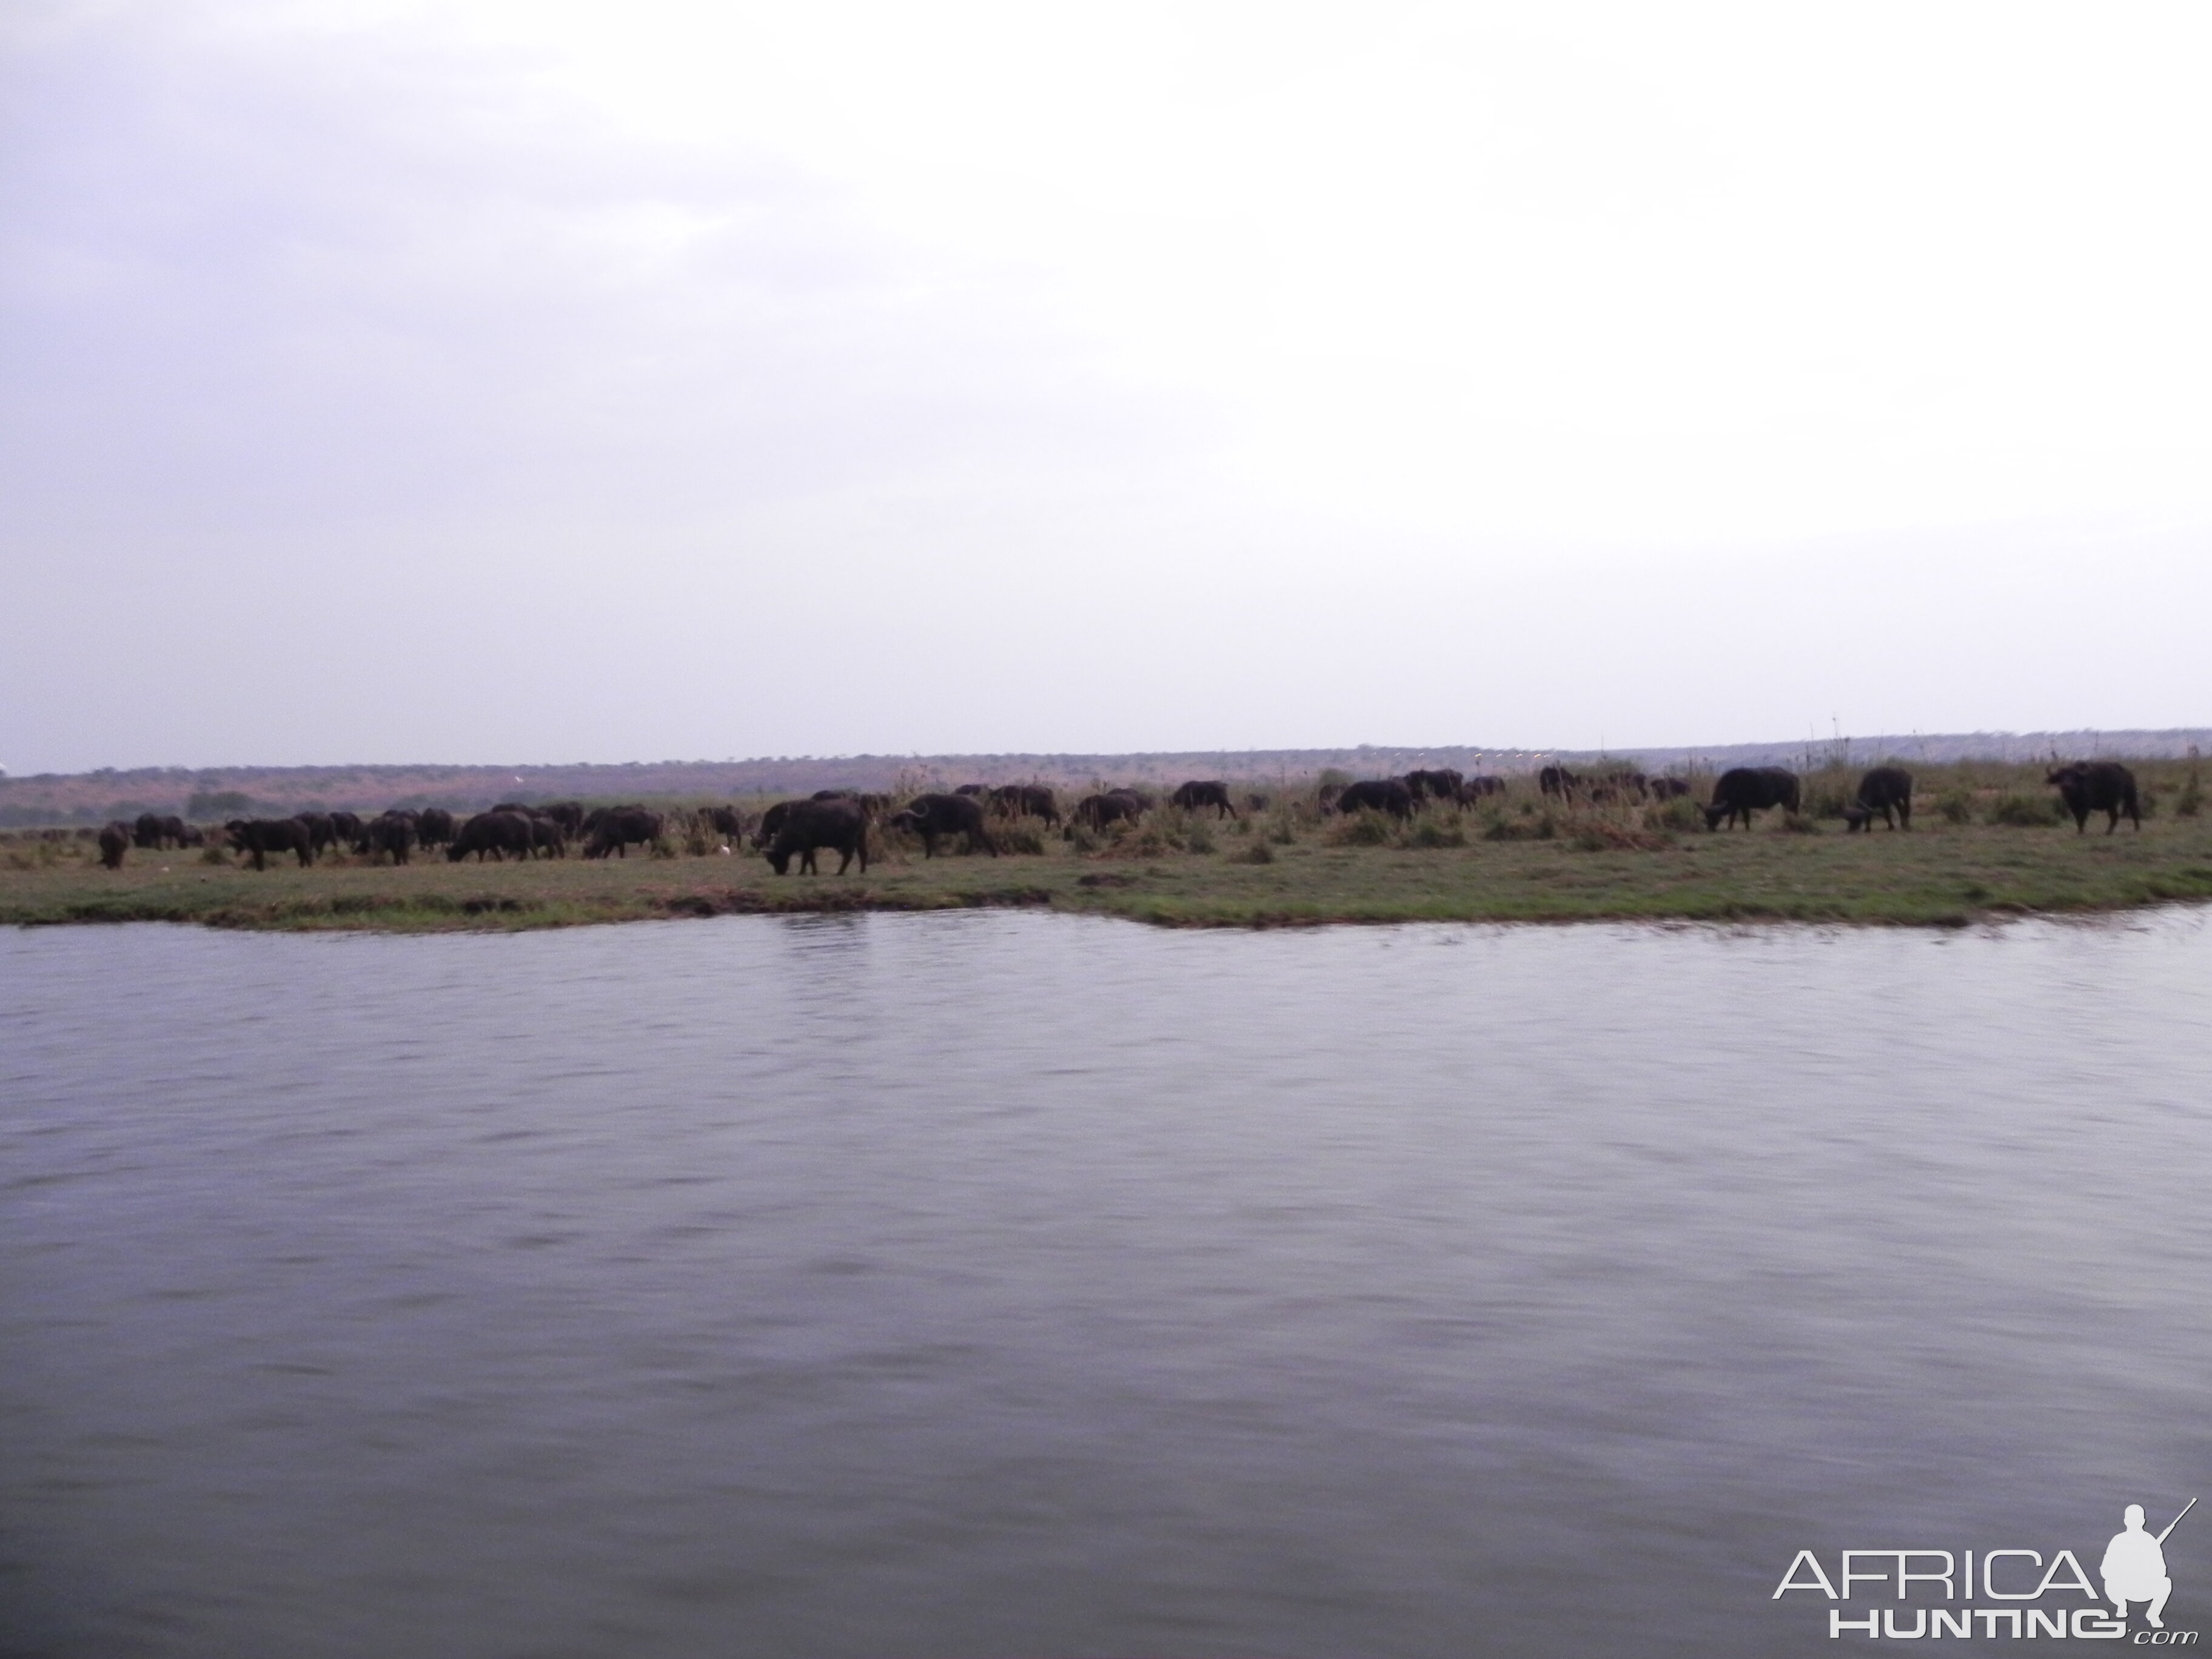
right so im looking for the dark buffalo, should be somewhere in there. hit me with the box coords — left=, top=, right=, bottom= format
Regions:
left=2047, top=762, right=2141, bottom=834
left=1113, top=787, right=1158, bottom=810
left=1069, top=791, right=1147, bottom=834
left=367, top=812, right=417, bottom=863
left=1704, top=767, right=1801, bottom=830
left=1538, top=766, right=1578, bottom=800
left=447, top=811, right=537, bottom=862
left=889, top=793, right=999, bottom=858
left=290, top=812, right=337, bottom=858
left=415, top=808, right=457, bottom=848
left=1648, top=777, right=1692, bottom=801
left=1855, top=766, right=1913, bottom=830
left=327, top=810, right=366, bottom=851
left=1403, top=768, right=1464, bottom=804
left=755, top=800, right=805, bottom=847
left=1463, top=775, right=1506, bottom=800
left=133, top=813, right=196, bottom=848
left=766, top=798, right=870, bottom=876
left=540, top=802, right=585, bottom=836
left=1171, top=780, right=1238, bottom=818
left=528, top=816, right=567, bottom=857
left=98, top=822, right=130, bottom=869
left=227, top=817, right=314, bottom=870
left=703, top=805, right=748, bottom=840
left=581, top=806, right=663, bottom=859
left=988, top=784, right=1060, bottom=825
left=954, top=783, right=988, bottom=797
left=808, top=789, right=887, bottom=822
left=1333, top=779, right=1415, bottom=819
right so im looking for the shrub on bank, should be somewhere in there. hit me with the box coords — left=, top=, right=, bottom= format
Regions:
left=1988, top=793, right=2060, bottom=827
left=1325, top=810, right=1396, bottom=847
left=1482, top=810, right=1558, bottom=842
left=1570, top=822, right=1673, bottom=852
left=1406, top=816, right=1467, bottom=849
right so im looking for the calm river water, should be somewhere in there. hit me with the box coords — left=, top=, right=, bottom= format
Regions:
left=3, top=911, right=2208, bottom=1657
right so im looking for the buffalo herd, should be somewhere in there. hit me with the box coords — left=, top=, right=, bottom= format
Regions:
left=80, top=754, right=2156, bottom=877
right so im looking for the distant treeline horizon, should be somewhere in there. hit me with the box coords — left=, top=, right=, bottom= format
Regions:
left=4, top=728, right=2207, bottom=827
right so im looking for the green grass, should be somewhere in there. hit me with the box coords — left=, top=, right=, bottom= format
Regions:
left=10, top=807, right=2212, bottom=933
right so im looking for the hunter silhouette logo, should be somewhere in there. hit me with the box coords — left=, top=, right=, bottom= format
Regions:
left=1774, top=1497, right=2198, bottom=1641
left=2105, top=1500, right=2192, bottom=1631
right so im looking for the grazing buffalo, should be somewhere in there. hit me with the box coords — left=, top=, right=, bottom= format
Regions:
left=327, top=810, right=365, bottom=851
left=133, top=813, right=196, bottom=849
left=1703, top=767, right=1802, bottom=830
left=1171, top=780, right=1238, bottom=819
left=1113, top=787, right=1158, bottom=810
left=1585, top=770, right=1649, bottom=804
left=415, top=808, right=457, bottom=848
left=581, top=806, right=663, bottom=859
left=890, top=793, right=999, bottom=857
left=1647, top=777, right=1692, bottom=800
left=1069, top=791, right=1147, bottom=834
left=988, top=784, right=1060, bottom=824
left=1403, top=768, right=1465, bottom=804
left=448, top=811, right=537, bottom=862
left=766, top=798, right=870, bottom=876
left=755, top=800, right=806, bottom=847
left=2047, top=762, right=2141, bottom=834
left=1333, top=779, right=1415, bottom=819
left=367, top=812, right=417, bottom=863
left=1463, top=775, right=1506, bottom=800
left=1538, top=766, right=1579, bottom=800
left=703, top=805, right=748, bottom=840
left=227, top=817, right=314, bottom=870
left=98, top=822, right=130, bottom=869
left=1855, top=766, right=1913, bottom=830
left=528, top=816, right=567, bottom=857
left=290, top=812, right=337, bottom=859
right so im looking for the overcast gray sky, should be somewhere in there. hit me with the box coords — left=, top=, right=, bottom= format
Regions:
left=5, top=1, right=2208, bottom=773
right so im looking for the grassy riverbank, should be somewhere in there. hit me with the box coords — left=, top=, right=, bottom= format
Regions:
left=9, top=803, right=2212, bottom=931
